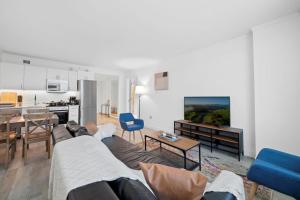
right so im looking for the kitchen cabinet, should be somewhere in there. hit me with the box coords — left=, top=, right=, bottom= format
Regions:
left=68, top=105, right=79, bottom=123
left=0, top=62, right=24, bottom=89
left=68, top=71, right=78, bottom=91
left=47, top=68, right=69, bottom=81
left=78, top=71, right=95, bottom=80
left=23, top=65, right=47, bottom=90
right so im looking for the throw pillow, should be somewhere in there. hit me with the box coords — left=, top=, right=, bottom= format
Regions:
left=93, top=123, right=116, bottom=140
left=93, top=130, right=103, bottom=140
left=99, top=123, right=116, bottom=139
left=204, top=170, right=244, bottom=200
left=140, top=163, right=207, bottom=200
left=126, top=121, right=134, bottom=125
left=75, top=127, right=90, bottom=137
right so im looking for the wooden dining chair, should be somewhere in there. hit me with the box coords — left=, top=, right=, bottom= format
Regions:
left=24, top=108, right=50, bottom=149
left=0, top=112, right=17, bottom=168
left=22, top=112, right=53, bottom=163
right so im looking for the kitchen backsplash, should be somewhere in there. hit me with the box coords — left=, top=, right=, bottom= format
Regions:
left=0, top=90, right=78, bottom=106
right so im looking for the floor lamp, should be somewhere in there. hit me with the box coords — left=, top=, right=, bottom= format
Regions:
left=135, top=85, right=145, bottom=119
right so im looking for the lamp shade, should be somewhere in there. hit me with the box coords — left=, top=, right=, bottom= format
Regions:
left=135, top=85, right=145, bottom=95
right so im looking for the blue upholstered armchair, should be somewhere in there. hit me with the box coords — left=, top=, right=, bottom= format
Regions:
left=247, top=148, right=300, bottom=200
left=119, top=113, right=144, bottom=142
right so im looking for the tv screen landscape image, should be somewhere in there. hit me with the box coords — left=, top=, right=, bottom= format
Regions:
left=184, top=97, right=230, bottom=126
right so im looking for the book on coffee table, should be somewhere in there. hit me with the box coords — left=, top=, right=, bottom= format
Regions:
left=158, top=132, right=180, bottom=142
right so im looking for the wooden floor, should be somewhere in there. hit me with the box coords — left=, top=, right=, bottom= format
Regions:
left=0, top=140, right=51, bottom=200
left=0, top=114, right=144, bottom=200
left=98, top=114, right=146, bottom=144
left=0, top=115, right=289, bottom=200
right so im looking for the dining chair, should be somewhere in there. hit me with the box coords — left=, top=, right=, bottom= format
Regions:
left=23, top=108, right=50, bottom=149
left=0, top=111, right=17, bottom=168
left=22, top=112, right=53, bottom=163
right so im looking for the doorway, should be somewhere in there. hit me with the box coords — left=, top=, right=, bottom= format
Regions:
left=96, top=74, right=119, bottom=118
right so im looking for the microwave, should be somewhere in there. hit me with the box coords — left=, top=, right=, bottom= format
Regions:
left=47, top=80, right=69, bottom=93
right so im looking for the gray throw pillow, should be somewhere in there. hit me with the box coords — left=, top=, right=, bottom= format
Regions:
left=75, top=127, right=90, bottom=137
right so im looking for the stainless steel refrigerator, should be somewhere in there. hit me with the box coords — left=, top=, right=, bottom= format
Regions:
left=78, top=80, right=97, bottom=126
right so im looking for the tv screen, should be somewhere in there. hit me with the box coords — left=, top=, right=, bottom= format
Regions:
left=184, top=97, right=230, bottom=126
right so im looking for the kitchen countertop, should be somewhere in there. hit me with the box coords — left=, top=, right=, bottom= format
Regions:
left=0, top=103, right=80, bottom=110
left=0, top=104, right=48, bottom=110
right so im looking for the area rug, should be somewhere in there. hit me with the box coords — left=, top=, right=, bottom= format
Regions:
left=137, top=140, right=272, bottom=200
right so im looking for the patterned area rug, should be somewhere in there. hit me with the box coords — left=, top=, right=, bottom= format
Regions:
left=99, top=115, right=290, bottom=200
left=137, top=140, right=272, bottom=200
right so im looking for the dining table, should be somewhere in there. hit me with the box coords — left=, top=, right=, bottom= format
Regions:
left=0, top=114, right=59, bottom=133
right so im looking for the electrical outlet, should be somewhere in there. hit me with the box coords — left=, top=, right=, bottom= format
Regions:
left=149, top=115, right=152, bottom=119
left=23, top=59, right=31, bottom=64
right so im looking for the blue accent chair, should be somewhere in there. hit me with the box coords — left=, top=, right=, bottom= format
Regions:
left=247, top=148, right=300, bottom=200
left=119, top=113, right=144, bottom=142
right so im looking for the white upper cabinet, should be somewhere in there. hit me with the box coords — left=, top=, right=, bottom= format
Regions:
left=68, top=71, right=78, bottom=91
left=47, top=68, right=69, bottom=81
left=0, top=62, right=24, bottom=90
left=78, top=71, right=95, bottom=80
left=23, top=65, right=47, bottom=90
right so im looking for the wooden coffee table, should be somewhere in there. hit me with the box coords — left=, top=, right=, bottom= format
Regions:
left=145, top=131, right=201, bottom=170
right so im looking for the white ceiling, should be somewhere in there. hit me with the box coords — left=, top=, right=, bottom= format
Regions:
left=0, top=0, right=300, bottom=70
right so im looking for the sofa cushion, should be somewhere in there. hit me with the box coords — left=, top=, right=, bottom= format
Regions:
left=67, top=181, right=119, bottom=200
left=52, top=124, right=73, bottom=145
left=201, top=192, right=237, bottom=200
left=108, top=178, right=157, bottom=200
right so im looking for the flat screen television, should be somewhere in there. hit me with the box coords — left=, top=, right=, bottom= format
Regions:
left=184, top=96, right=230, bottom=126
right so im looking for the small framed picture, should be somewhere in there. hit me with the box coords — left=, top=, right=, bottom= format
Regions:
left=155, top=72, right=168, bottom=90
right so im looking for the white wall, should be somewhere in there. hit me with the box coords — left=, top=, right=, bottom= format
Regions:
left=132, top=35, right=255, bottom=157
left=253, top=13, right=300, bottom=155
left=111, top=80, right=119, bottom=108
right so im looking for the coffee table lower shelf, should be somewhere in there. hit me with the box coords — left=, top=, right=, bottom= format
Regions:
left=149, top=148, right=200, bottom=171
left=144, top=135, right=201, bottom=171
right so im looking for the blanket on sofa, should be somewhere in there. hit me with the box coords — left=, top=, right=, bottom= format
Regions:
left=205, top=170, right=245, bottom=200
left=48, top=135, right=149, bottom=200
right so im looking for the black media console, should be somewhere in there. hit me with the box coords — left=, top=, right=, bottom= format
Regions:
left=174, top=120, right=244, bottom=161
